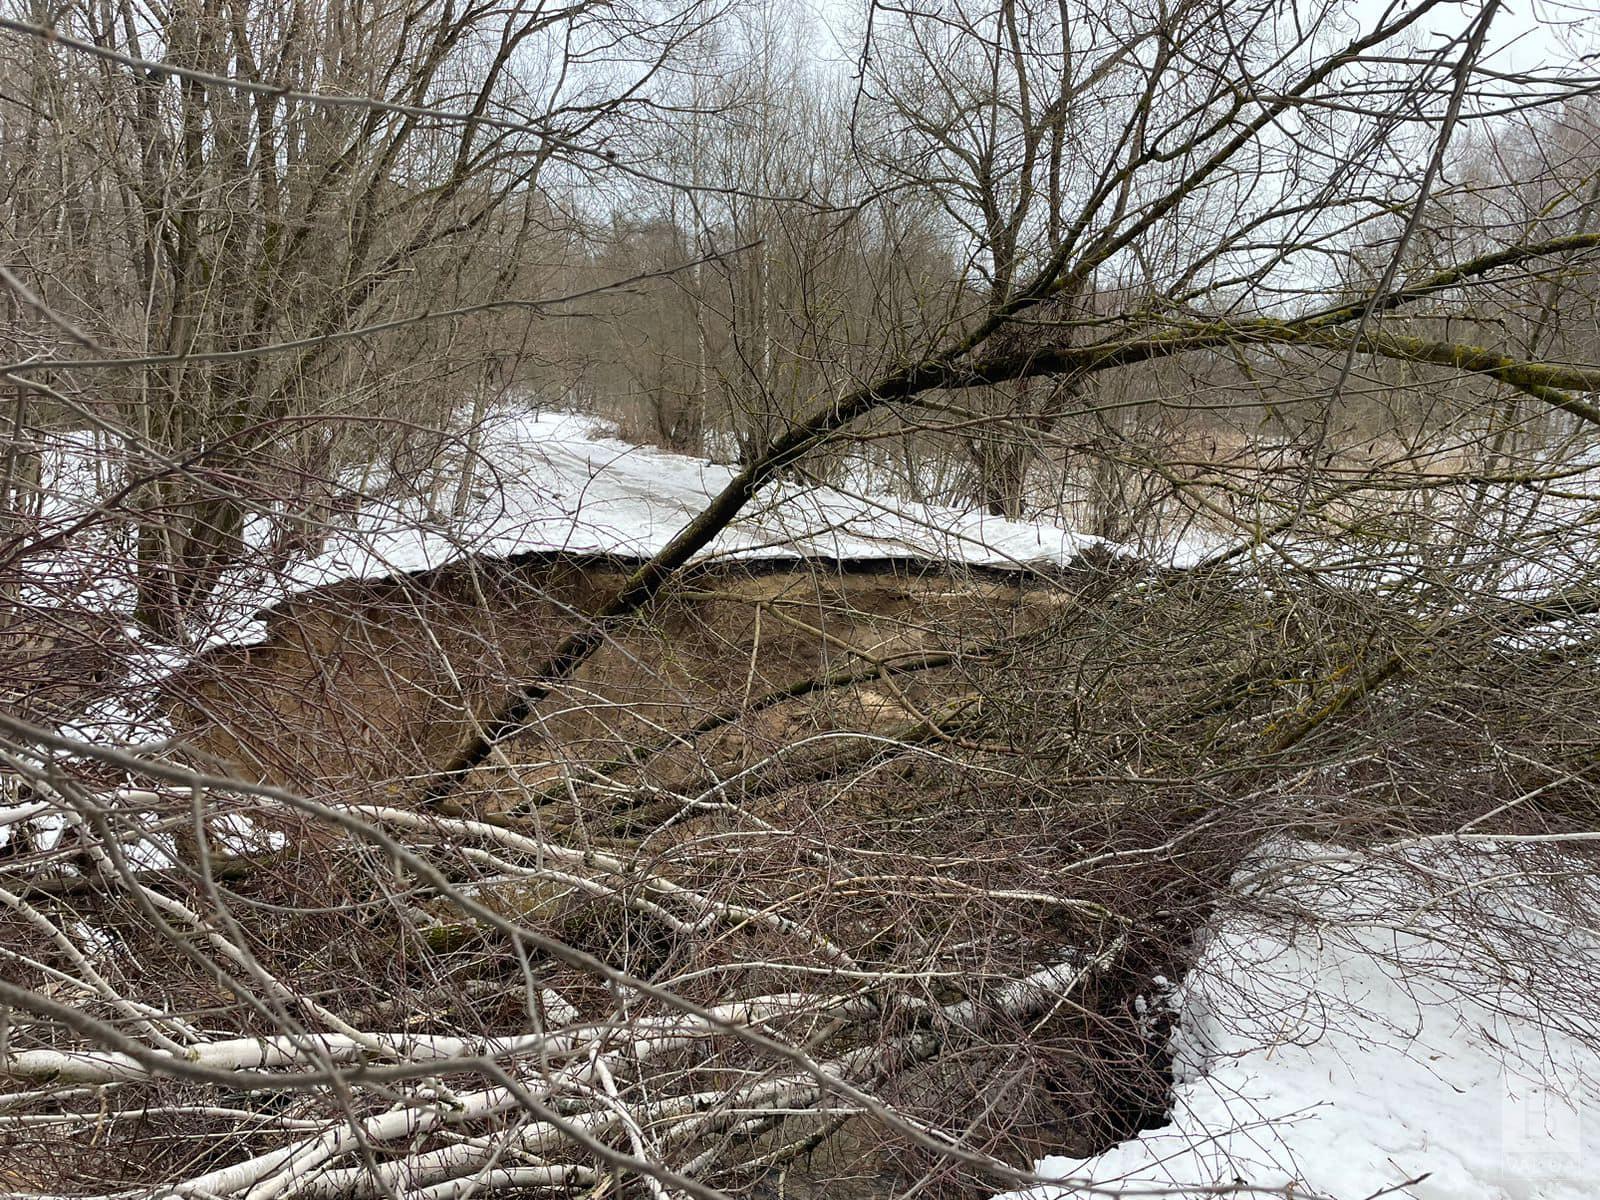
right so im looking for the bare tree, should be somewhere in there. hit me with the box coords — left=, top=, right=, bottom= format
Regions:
left=1, top=0, right=713, bottom=639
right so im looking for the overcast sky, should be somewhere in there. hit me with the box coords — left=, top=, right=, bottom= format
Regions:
left=803, top=0, right=1598, bottom=77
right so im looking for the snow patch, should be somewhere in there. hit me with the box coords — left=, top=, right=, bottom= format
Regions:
left=213, top=407, right=1100, bottom=626
left=1003, top=842, right=1600, bottom=1200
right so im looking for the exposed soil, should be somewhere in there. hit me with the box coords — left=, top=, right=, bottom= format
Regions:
left=165, top=552, right=1097, bottom=802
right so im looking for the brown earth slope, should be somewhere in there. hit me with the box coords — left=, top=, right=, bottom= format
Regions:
left=166, top=552, right=1094, bottom=807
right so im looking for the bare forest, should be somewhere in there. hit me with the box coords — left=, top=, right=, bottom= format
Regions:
left=4, top=0, right=1600, bottom=1197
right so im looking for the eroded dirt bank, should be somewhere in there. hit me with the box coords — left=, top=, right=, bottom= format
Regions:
left=167, top=551, right=1101, bottom=802
left=150, top=549, right=1196, bottom=1193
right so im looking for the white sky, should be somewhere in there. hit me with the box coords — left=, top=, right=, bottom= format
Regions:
left=1361, top=0, right=1600, bottom=75
left=803, top=0, right=1599, bottom=76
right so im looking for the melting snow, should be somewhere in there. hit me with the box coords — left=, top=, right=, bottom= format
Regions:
left=1001, top=841, right=1600, bottom=1200
left=217, top=407, right=1099, bottom=617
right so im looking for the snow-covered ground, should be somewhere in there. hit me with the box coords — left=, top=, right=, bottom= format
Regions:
left=240, top=408, right=1096, bottom=584
left=14, top=405, right=1102, bottom=654
left=190, top=406, right=1102, bottom=646
left=25, top=404, right=1592, bottom=653
left=1003, top=841, right=1600, bottom=1200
